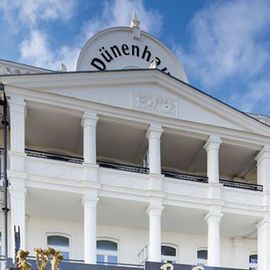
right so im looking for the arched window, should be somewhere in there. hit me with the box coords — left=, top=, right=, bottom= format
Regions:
left=47, top=235, right=70, bottom=260
left=197, top=248, right=207, bottom=265
left=249, top=253, right=257, bottom=270
left=97, top=240, right=118, bottom=264
left=161, top=244, right=177, bottom=263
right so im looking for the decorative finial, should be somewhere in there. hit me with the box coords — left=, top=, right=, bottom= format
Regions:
left=149, top=59, right=158, bottom=69
left=131, top=11, right=141, bottom=40
left=131, top=11, right=140, bottom=28
left=60, top=63, right=67, bottom=72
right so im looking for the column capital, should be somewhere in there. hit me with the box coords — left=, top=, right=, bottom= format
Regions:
left=8, top=94, right=25, bottom=105
left=205, top=211, right=223, bottom=224
left=9, top=176, right=26, bottom=191
left=256, top=145, right=270, bottom=162
left=256, top=215, right=270, bottom=229
left=8, top=95, right=27, bottom=117
left=146, top=123, right=163, bottom=140
left=146, top=202, right=164, bottom=216
left=204, top=135, right=222, bottom=151
left=81, top=111, right=98, bottom=127
left=82, top=196, right=99, bottom=207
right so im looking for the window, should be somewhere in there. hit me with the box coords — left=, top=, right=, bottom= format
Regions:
left=249, top=254, right=257, bottom=270
left=197, top=248, right=207, bottom=265
left=161, top=245, right=177, bottom=263
left=47, top=235, right=70, bottom=260
left=97, top=240, right=118, bottom=264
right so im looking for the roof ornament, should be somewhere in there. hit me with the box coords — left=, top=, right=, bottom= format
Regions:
left=131, top=11, right=141, bottom=40
left=60, top=63, right=67, bottom=72
left=149, top=58, right=158, bottom=69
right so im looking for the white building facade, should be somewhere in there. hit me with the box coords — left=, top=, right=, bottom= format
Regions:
left=1, top=20, right=270, bottom=270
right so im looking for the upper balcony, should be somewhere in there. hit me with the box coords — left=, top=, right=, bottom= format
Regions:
left=23, top=105, right=261, bottom=188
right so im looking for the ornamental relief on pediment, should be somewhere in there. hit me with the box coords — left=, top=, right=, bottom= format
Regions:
left=132, top=91, right=177, bottom=117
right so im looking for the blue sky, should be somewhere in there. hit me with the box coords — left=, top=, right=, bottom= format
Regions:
left=1, top=0, right=270, bottom=116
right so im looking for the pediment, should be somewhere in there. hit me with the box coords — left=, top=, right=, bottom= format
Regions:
left=37, top=74, right=265, bottom=134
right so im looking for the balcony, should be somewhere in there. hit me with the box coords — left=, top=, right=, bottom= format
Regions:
left=24, top=149, right=263, bottom=192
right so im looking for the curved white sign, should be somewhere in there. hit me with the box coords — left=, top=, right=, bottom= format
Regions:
left=76, top=27, right=188, bottom=82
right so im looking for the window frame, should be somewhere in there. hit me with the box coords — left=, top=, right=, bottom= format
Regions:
left=161, top=243, right=178, bottom=264
left=249, top=252, right=257, bottom=270
left=46, top=233, right=71, bottom=260
left=96, top=237, right=119, bottom=265
left=197, top=247, right=208, bottom=265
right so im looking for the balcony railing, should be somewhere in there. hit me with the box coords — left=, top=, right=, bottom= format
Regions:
left=25, top=148, right=83, bottom=164
left=25, top=149, right=149, bottom=174
left=220, top=178, right=263, bottom=192
left=162, top=170, right=208, bottom=184
left=98, top=161, right=149, bottom=174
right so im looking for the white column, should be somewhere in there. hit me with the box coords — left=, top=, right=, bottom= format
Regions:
left=9, top=96, right=25, bottom=153
left=147, top=204, right=163, bottom=262
left=257, top=216, right=270, bottom=270
left=83, top=196, right=98, bottom=264
left=9, top=95, right=26, bottom=171
left=9, top=187, right=26, bottom=250
left=81, top=112, right=98, bottom=164
left=256, top=146, right=270, bottom=270
left=233, top=237, right=248, bottom=269
left=205, top=211, right=222, bottom=267
left=256, top=145, right=270, bottom=192
left=8, top=95, right=27, bottom=258
left=204, top=135, right=221, bottom=184
left=146, top=124, right=163, bottom=174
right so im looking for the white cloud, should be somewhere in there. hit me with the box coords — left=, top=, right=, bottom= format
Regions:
left=0, top=0, right=75, bottom=27
left=176, top=0, right=270, bottom=89
left=0, top=0, right=78, bottom=70
left=20, top=30, right=80, bottom=70
left=20, top=30, right=50, bottom=67
left=82, top=0, right=162, bottom=43
left=17, top=0, right=162, bottom=71
left=230, top=79, right=270, bottom=114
